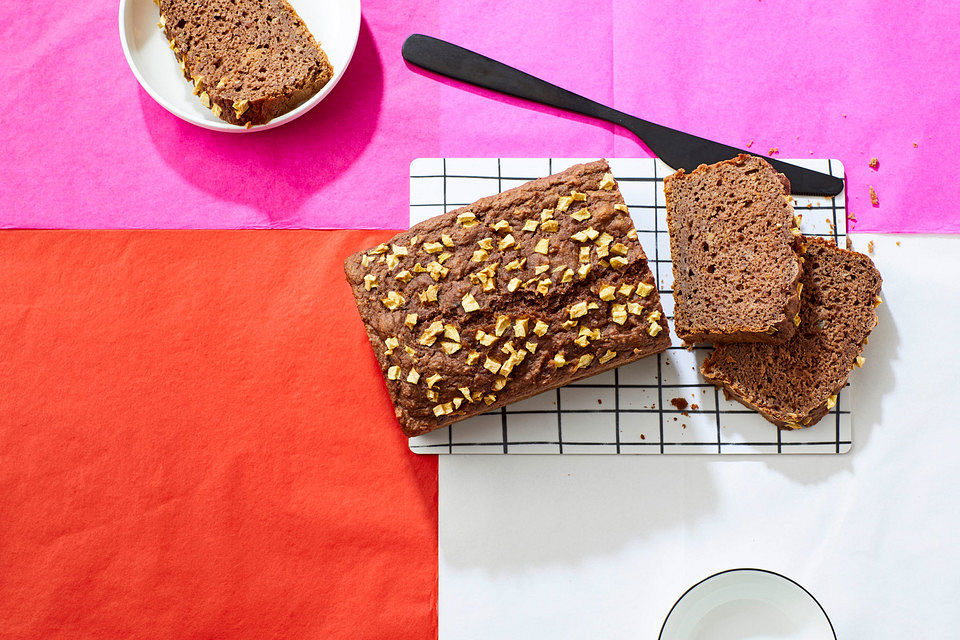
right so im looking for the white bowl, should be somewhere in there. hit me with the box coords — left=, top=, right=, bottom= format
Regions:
left=119, top=0, right=361, bottom=132
left=660, top=569, right=836, bottom=640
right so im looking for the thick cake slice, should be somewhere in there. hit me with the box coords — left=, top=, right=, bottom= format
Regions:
left=345, top=160, right=671, bottom=437
left=664, top=154, right=803, bottom=345
left=158, top=0, right=333, bottom=127
left=701, top=237, right=882, bottom=429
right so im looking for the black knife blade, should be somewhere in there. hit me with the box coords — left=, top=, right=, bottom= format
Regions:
left=402, top=34, right=843, bottom=197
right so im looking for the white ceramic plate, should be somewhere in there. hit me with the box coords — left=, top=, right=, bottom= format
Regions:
left=119, top=0, right=361, bottom=132
left=660, top=569, right=836, bottom=640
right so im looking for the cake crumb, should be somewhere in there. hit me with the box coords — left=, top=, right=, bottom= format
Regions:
left=913, top=142, right=918, bottom=148
left=640, top=434, right=646, bottom=440
left=670, top=397, right=688, bottom=411
left=869, top=157, right=879, bottom=170
left=846, top=237, right=853, bottom=249
left=869, top=186, right=879, bottom=206
left=691, top=403, right=699, bottom=411
left=769, top=147, right=779, bottom=155
left=867, top=241, right=874, bottom=254
left=747, top=140, right=753, bottom=148
left=896, top=241, right=900, bottom=246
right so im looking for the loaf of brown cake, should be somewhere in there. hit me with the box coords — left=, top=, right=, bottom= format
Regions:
left=157, top=0, right=333, bottom=127
left=664, top=154, right=802, bottom=345
left=345, top=161, right=671, bottom=437
left=701, top=237, right=882, bottom=429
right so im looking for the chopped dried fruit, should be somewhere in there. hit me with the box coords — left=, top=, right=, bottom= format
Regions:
left=569, top=301, right=589, bottom=319
left=611, top=304, right=627, bottom=325
left=461, top=293, right=480, bottom=312
left=457, top=212, right=478, bottom=227
left=381, top=291, right=406, bottom=310
left=514, top=318, right=529, bottom=338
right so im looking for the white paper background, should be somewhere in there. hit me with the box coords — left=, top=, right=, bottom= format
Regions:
left=439, top=235, right=960, bottom=638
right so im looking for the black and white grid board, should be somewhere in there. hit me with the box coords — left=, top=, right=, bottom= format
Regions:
left=407, top=158, right=850, bottom=455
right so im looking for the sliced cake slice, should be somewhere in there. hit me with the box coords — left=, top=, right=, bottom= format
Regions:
left=345, top=160, right=671, bottom=437
left=158, top=0, right=333, bottom=127
left=664, top=154, right=803, bottom=345
left=701, top=237, right=882, bottom=429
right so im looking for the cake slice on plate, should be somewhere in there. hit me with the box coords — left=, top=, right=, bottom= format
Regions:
left=158, top=0, right=333, bottom=127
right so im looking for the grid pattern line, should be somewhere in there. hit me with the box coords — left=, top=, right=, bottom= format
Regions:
left=408, top=158, right=851, bottom=455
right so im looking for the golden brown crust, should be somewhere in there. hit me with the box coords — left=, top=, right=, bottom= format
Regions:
left=345, top=160, right=672, bottom=437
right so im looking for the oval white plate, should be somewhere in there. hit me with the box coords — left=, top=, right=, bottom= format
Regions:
left=660, top=569, right=836, bottom=640
left=119, top=0, right=361, bottom=132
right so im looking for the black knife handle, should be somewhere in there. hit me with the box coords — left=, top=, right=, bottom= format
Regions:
left=402, top=34, right=638, bottom=131
left=402, top=34, right=844, bottom=197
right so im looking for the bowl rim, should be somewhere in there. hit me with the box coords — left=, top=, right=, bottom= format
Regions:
left=118, top=0, right=361, bottom=133
left=658, top=567, right=837, bottom=640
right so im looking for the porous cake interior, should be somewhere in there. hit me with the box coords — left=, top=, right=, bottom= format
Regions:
left=702, top=238, right=881, bottom=418
left=162, top=0, right=330, bottom=102
left=668, top=156, right=799, bottom=334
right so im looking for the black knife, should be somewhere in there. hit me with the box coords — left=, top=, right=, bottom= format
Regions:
left=402, top=34, right=843, bottom=197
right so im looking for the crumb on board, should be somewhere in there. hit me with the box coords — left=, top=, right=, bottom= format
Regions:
left=869, top=186, right=879, bottom=206
left=846, top=237, right=853, bottom=249
left=896, top=241, right=900, bottom=246
left=867, top=240, right=874, bottom=254
left=597, top=398, right=602, bottom=405
left=670, top=397, right=688, bottom=411
left=869, top=157, right=879, bottom=169
left=769, top=147, right=779, bottom=155
left=691, top=403, right=699, bottom=411
left=640, top=434, right=646, bottom=440
left=747, top=140, right=753, bottom=148
left=913, top=142, right=918, bottom=148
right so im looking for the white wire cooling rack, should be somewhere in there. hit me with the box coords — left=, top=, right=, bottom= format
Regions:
left=407, top=157, right=850, bottom=455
